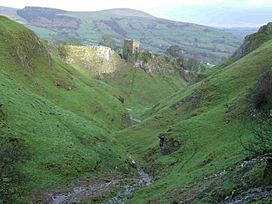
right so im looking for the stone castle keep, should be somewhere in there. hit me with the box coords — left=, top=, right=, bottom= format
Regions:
left=123, top=39, right=140, bottom=60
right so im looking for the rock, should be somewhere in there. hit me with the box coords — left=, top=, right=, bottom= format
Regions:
left=117, top=96, right=125, bottom=104
left=128, top=154, right=137, bottom=168
left=233, top=22, right=272, bottom=61
left=264, top=157, right=272, bottom=185
left=94, top=105, right=101, bottom=113
left=65, top=45, right=122, bottom=75
left=158, top=133, right=181, bottom=155
left=55, top=80, right=74, bottom=91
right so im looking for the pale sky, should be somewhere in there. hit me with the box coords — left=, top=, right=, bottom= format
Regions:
left=1, top=0, right=272, bottom=27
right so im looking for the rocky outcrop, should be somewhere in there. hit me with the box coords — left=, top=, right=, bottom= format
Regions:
left=134, top=52, right=173, bottom=73
left=233, top=22, right=272, bottom=61
left=8, top=29, right=51, bottom=71
left=158, top=131, right=181, bottom=155
left=65, top=45, right=123, bottom=75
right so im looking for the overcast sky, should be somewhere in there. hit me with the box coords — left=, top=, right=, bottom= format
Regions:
left=1, top=0, right=272, bottom=27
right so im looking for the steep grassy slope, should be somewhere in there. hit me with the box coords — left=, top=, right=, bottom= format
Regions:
left=0, top=16, right=135, bottom=202
left=0, top=6, right=243, bottom=63
left=103, top=64, right=186, bottom=118
left=0, top=72, right=130, bottom=201
left=232, top=22, right=272, bottom=61
left=0, top=14, right=271, bottom=203
left=114, top=32, right=272, bottom=202
left=0, top=16, right=130, bottom=131
left=0, top=16, right=188, bottom=202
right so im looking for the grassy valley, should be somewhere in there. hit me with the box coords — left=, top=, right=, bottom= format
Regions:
left=115, top=36, right=272, bottom=202
left=0, top=8, right=271, bottom=204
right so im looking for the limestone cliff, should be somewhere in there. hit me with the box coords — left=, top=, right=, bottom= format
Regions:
left=65, top=45, right=123, bottom=75
left=134, top=52, right=194, bottom=81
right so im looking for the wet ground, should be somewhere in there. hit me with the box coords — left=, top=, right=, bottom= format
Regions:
left=224, top=187, right=272, bottom=204
left=46, top=169, right=152, bottom=204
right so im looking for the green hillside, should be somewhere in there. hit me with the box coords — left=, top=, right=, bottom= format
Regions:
left=0, top=16, right=187, bottom=202
left=0, top=15, right=134, bottom=202
left=0, top=6, right=243, bottom=64
left=114, top=27, right=272, bottom=203
left=0, top=15, right=271, bottom=203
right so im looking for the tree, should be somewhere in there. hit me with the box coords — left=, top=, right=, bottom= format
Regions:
left=57, top=44, right=68, bottom=60
left=241, top=122, right=272, bottom=185
left=100, top=34, right=117, bottom=51
left=166, top=45, right=182, bottom=58
left=251, top=70, right=272, bottom=112
left=243, top=122, right=272, bottom=156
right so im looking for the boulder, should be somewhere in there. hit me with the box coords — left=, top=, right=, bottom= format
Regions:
left=158, top=133, right=181, bottom=155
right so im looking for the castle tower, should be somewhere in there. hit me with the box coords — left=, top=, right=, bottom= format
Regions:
left=123, top=39, right=140, bottom=60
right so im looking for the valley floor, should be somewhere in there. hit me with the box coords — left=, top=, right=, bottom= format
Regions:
left=0, top=16, right=272, bottom=204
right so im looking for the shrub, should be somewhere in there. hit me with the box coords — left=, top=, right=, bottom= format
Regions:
left=57, top=44, right=68, bottom=60
left=241, top=122, right=272, bottom=185
left=0, top=136, right=29, bottom=203
left=251, top=70, right=272, bottom=112
left=244, top=122, right=272, bottom=156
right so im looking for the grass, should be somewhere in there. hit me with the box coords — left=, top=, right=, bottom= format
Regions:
left=0, top=15, right=271, bottom=203
left=0, top=16, right=130, bottom=131
left=0, top=16, right=133, bottom=202
left=113, top=37, right=272, bottom=203
left=0, top=16, right=186, bottom=202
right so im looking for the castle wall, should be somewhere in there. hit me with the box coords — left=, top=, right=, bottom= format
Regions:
left=123, top=39, right=140, bottom=60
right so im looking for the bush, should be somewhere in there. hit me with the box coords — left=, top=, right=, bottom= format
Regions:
left=57, top=44, right=68, bottom=60
left=166, top=45, right=182, bottom=58
left=244, top=122, right=272, bottom=156
left=242, top=122, right=272, bottom=185
left=0, top=136, right=29, bottom=203
left=251, top=70, right=272, bottom=112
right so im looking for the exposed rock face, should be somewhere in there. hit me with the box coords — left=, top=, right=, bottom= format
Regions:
left=233, top=22, right=272, bottom=61
left=65, top=45, right=123, bottom=75
left=158, top=132, right=181, bottom=155
left=7, top=29, right=51, bottom=71
left=135, top=52, right=178, bottom=72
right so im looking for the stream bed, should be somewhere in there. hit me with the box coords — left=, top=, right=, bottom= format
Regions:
left=48, top=169, right=152, bottom=204
left=224, top=187, right=272, bottom=204
left=103, top=169, right=152, bottom=204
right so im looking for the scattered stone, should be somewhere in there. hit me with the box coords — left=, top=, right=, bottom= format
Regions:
left=94, top=105, right=101, bottom=113
left=223, top=187, right=272, bottom=204
left=55, top=80, right=74, bottom=91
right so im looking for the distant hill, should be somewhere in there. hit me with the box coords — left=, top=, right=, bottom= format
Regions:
left=0, top=6, right=244, bottom=63
left=221, top=27, right=258, bottom=37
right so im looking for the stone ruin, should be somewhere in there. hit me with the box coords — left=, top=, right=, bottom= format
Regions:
left=123, top=39, right=140, bottom=60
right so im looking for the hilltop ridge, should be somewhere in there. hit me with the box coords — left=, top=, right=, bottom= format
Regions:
left=0, top=6, right=243, bottom=63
